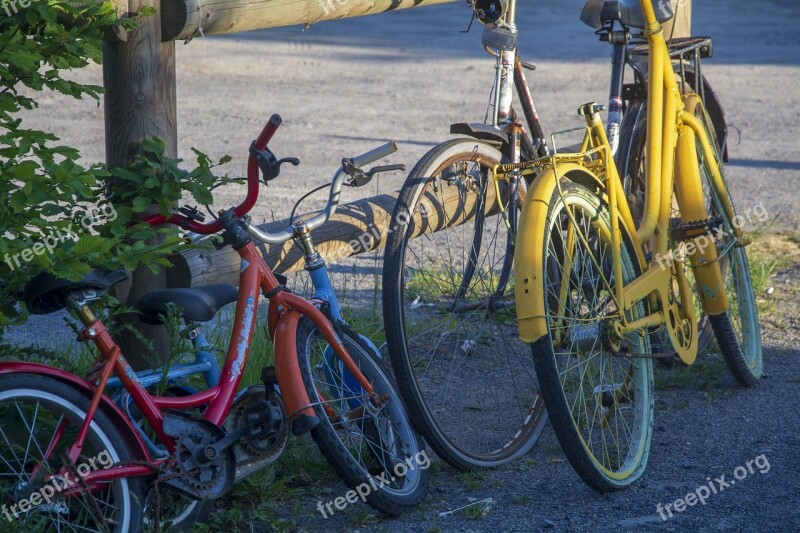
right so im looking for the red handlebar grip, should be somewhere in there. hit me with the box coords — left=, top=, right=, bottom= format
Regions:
left=142, top=113, right=282, bottom=234
left=254, top=114, right=282, bottom=150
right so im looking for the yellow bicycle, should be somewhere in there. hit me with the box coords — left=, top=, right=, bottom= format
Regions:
left=498, top=0, right=763, bottom=491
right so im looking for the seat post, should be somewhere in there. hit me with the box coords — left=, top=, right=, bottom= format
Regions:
left=66, top=290, right=99, bottom=327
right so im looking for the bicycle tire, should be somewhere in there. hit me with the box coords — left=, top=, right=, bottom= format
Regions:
left=0, top=373, right=144, bottom=532
left=382, top=137, right=547, bottom=470
left=527, top=179, right=654, bottom=492
left=296, top=317, right=430, bottom=515
left=692, top=110, right=763, bottom=386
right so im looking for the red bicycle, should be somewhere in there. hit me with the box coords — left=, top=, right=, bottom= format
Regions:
left=0, top=115, right=429, bottom=531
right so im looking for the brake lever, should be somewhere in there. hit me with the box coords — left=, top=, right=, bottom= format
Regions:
left=249, top=141, right=300, bottom=183
left=367, top=164, right=406, bottom=178
left=343, top=159, right=406, bottom=187
left=177, top=205, right=206, bottom=222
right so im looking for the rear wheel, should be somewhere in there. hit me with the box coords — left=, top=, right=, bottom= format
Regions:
left=382, top=138, right=547, bottom=470
left=529, top=180, right=654, bottom=491
left=693, top=111, right=763, bottom=386
left=297, top=318, right=429, bottom=515
left=0, top=374, right=143, bottom=532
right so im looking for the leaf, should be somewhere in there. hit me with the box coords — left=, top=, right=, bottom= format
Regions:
left=73, top=235, right=112, bottom=255
left=131, top=196, right=151, bottom=213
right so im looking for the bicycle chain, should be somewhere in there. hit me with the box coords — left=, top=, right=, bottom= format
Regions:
left=62, top=454, right=111, bottom=533
left=114, top=458, right=180, bottom=532
left=609, top=351, right=676, bottom=359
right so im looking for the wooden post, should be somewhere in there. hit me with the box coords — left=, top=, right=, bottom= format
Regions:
left=663, top=0, right=691, bottom=39
left=169, top=181, right=500, bottom=288
left=104, top=0, right=177, bottom=368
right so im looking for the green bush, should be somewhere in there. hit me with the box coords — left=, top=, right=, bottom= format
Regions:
left=0, top=2, right=227, bottom=337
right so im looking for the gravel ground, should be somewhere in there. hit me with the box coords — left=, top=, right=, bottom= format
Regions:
left=6, top=0, right=800, bottom=531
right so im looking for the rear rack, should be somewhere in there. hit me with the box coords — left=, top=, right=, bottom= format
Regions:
left=627, top=36, right=713, bottom=62
left=625, top=36, right=715, bottom=116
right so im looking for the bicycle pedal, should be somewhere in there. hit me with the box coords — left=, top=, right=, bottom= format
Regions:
left=261, top=366, right=278, bottom=387
left=669, top=217, right=723, bottom=243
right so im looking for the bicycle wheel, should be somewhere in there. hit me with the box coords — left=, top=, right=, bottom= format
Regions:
left=528, top=180, right=654, bottom=492
left=137, top=387, right=212, bottom=532
left=382, top=137, right=547, bottom=470
left=144, top=489, right=208, bottom=532
left=617, top=101, right=715, bottom=355
left=0, top=374, right=143, bottom=532
left=296, top=317, right=429, bottom=515
left=691, top=110, right=763, bottom=386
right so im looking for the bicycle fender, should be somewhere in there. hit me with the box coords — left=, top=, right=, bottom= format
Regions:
left=0, top=362, right=152, bottom=461
left=515, top=164, right=574, bottom=343
left=449, top=122, right=509, bottom=147
left=675, top=95, right=728, bottom=315
left=272, top=310, right=320, bottom=436
left=515, top=162, right=643, bottom=343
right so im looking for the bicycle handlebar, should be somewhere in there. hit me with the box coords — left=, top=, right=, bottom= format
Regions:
left=141, top=113, right=397, bottom=244
left=245, top=141, right=398, bottom=245
left=141, top=114, right=283, bottom=234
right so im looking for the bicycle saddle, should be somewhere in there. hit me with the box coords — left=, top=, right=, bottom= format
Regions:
left=137, top=284, right=238, bottom=325
left=24, top=269, right=129, bottom=315
left=580, top=0, right=674, bottom=30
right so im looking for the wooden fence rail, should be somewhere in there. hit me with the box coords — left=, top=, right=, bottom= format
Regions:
left=162, top=0, right=456, bottom=42
left=168, top=177, right=500, bottom=287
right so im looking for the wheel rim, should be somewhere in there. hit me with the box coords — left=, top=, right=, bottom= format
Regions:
left=397, top=151, right=545, bottom=462
left=0, top=389, right=132, bottom=531
left=543, top=188, right=652, bottom=482
left=303, top=327, right=424, bottom=496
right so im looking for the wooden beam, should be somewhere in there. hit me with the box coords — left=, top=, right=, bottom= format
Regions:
left=663, top=0, right=691, bottom=39
left=104, top=0, right=177, bottom=367
left=161, top=0, right=456, bottom=42
left=169, top=181, right=499, bottom=288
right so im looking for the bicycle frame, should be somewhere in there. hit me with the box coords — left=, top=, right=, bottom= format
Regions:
left=513, top=0, right=743, bottom=363
left=34, top=240, right=377, bottom=493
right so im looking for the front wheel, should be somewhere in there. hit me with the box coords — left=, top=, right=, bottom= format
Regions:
left=0, top=374, right=144, bottom=532
left=382, top=138, right=547, bottom=470
left=526, top=180, right=654, bottom=491
left=297, top=318, right=430, bottom=515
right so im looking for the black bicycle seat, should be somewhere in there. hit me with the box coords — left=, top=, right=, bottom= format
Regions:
left=580, top=0, right=674, bottom=30
left=137, top=284, right=239, bottom=325
left=24, top=269, right=129, bottom=315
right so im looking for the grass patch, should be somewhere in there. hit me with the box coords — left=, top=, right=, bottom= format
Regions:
left=512, top=493, right=532, bottom=505
left=459, top=470, right=488, bottom=491
left=747, top=233, right=799, bottom=316
left=654, top=356, right=727, bottom=390
left=516, top=457, right=539, bottom=471
left=462, top=499, right=493, bottom=520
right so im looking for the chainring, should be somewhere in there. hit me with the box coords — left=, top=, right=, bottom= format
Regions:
left=163, top=411, right=235, bottom=500
left=222, top=384, right=289, bottom=483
